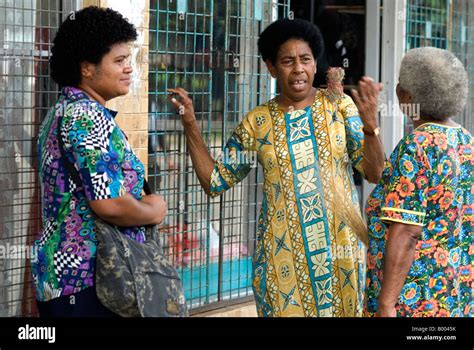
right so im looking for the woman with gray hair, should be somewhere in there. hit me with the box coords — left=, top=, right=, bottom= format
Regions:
left=365, top=47, right=473, bottom=317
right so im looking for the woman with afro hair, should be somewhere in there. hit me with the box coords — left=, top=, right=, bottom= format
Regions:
left=34, top=6, right=167, bottom=317
left=169, top=18, right=385, bottom=317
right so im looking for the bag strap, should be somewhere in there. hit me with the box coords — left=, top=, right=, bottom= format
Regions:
left=57, top=115, right=152, bottom=195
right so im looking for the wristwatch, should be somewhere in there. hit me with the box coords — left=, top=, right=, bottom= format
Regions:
left=363, top=126, right=381, bottom=136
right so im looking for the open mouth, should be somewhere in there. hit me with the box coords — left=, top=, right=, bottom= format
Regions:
left=290, top=79, right=307, bottom=89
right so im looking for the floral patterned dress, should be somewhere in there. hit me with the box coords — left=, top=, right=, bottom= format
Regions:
left=365, top=123, right=473, bottom=317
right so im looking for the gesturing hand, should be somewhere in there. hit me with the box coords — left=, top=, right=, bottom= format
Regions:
left=351, top=76, right=383, bottom=131
left=167, top=88, right=196, bottom=125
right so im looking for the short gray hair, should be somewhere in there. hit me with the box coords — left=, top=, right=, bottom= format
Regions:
left=399, top=47, right=468, bottom=120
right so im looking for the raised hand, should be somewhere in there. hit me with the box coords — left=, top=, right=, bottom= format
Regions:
left=167, top=88, right=196, bottom=125
left=351, top=76, right=383, bottom=132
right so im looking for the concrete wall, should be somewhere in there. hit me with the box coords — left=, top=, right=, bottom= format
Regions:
left=194, top=301, right=258, bottom=317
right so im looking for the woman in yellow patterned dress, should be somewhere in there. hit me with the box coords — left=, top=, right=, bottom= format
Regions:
left=169, top=18, right=385, bottom=317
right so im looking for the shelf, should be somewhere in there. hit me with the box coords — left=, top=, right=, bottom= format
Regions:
left=323, top=5, right=365, bottom=15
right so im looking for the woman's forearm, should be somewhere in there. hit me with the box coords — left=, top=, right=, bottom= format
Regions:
left=363, top=133, right=385, bottom=183
left=168, top=88, right=215, bottom=195
left=378, top=223, right=422, bottom=311
left=182, top=120, right=215, bottom=195
left=350, top=77, right=385, bottom=183
left=89, top=193, right=167, bottom=227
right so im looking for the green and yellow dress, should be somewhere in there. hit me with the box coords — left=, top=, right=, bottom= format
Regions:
left=210, top=89, right=367, bottom=317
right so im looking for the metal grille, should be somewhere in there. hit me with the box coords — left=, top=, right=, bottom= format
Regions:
left=406, top=0, right=473, bottom=133
left=148, top=0, right=290, bottom=312
left=0, top=0, right=80, bottom=317
left=406, top=0, right=449, bottom=50
left=449, top=0, right=474, bottom=133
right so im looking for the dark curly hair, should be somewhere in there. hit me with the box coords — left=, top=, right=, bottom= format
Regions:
left=50, top=6, right=137, bottom=87
left=258, top=18, right=324, bottom=64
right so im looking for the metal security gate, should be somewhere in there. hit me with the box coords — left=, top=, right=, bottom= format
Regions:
left=148, top=0, right=290, bottom=312
left=0, top=0, right=80, bottom=317
left=406, top=0, right=474, bottom=133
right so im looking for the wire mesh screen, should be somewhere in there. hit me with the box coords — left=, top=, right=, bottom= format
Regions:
left=450, top=0, right=474, bottom=133
left=406, top=0, right=449, bottom=50
left=0, top=0, right=80, bottom=317
left=405, top=0, right=473, bottom=134
left=148, top=0, right=290, bottom=311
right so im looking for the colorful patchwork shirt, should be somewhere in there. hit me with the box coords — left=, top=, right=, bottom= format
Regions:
left=33, top=86, right=146, bottom=302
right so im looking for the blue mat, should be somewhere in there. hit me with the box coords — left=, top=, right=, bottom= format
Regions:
left=180, top=256, right=253, bottom=301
